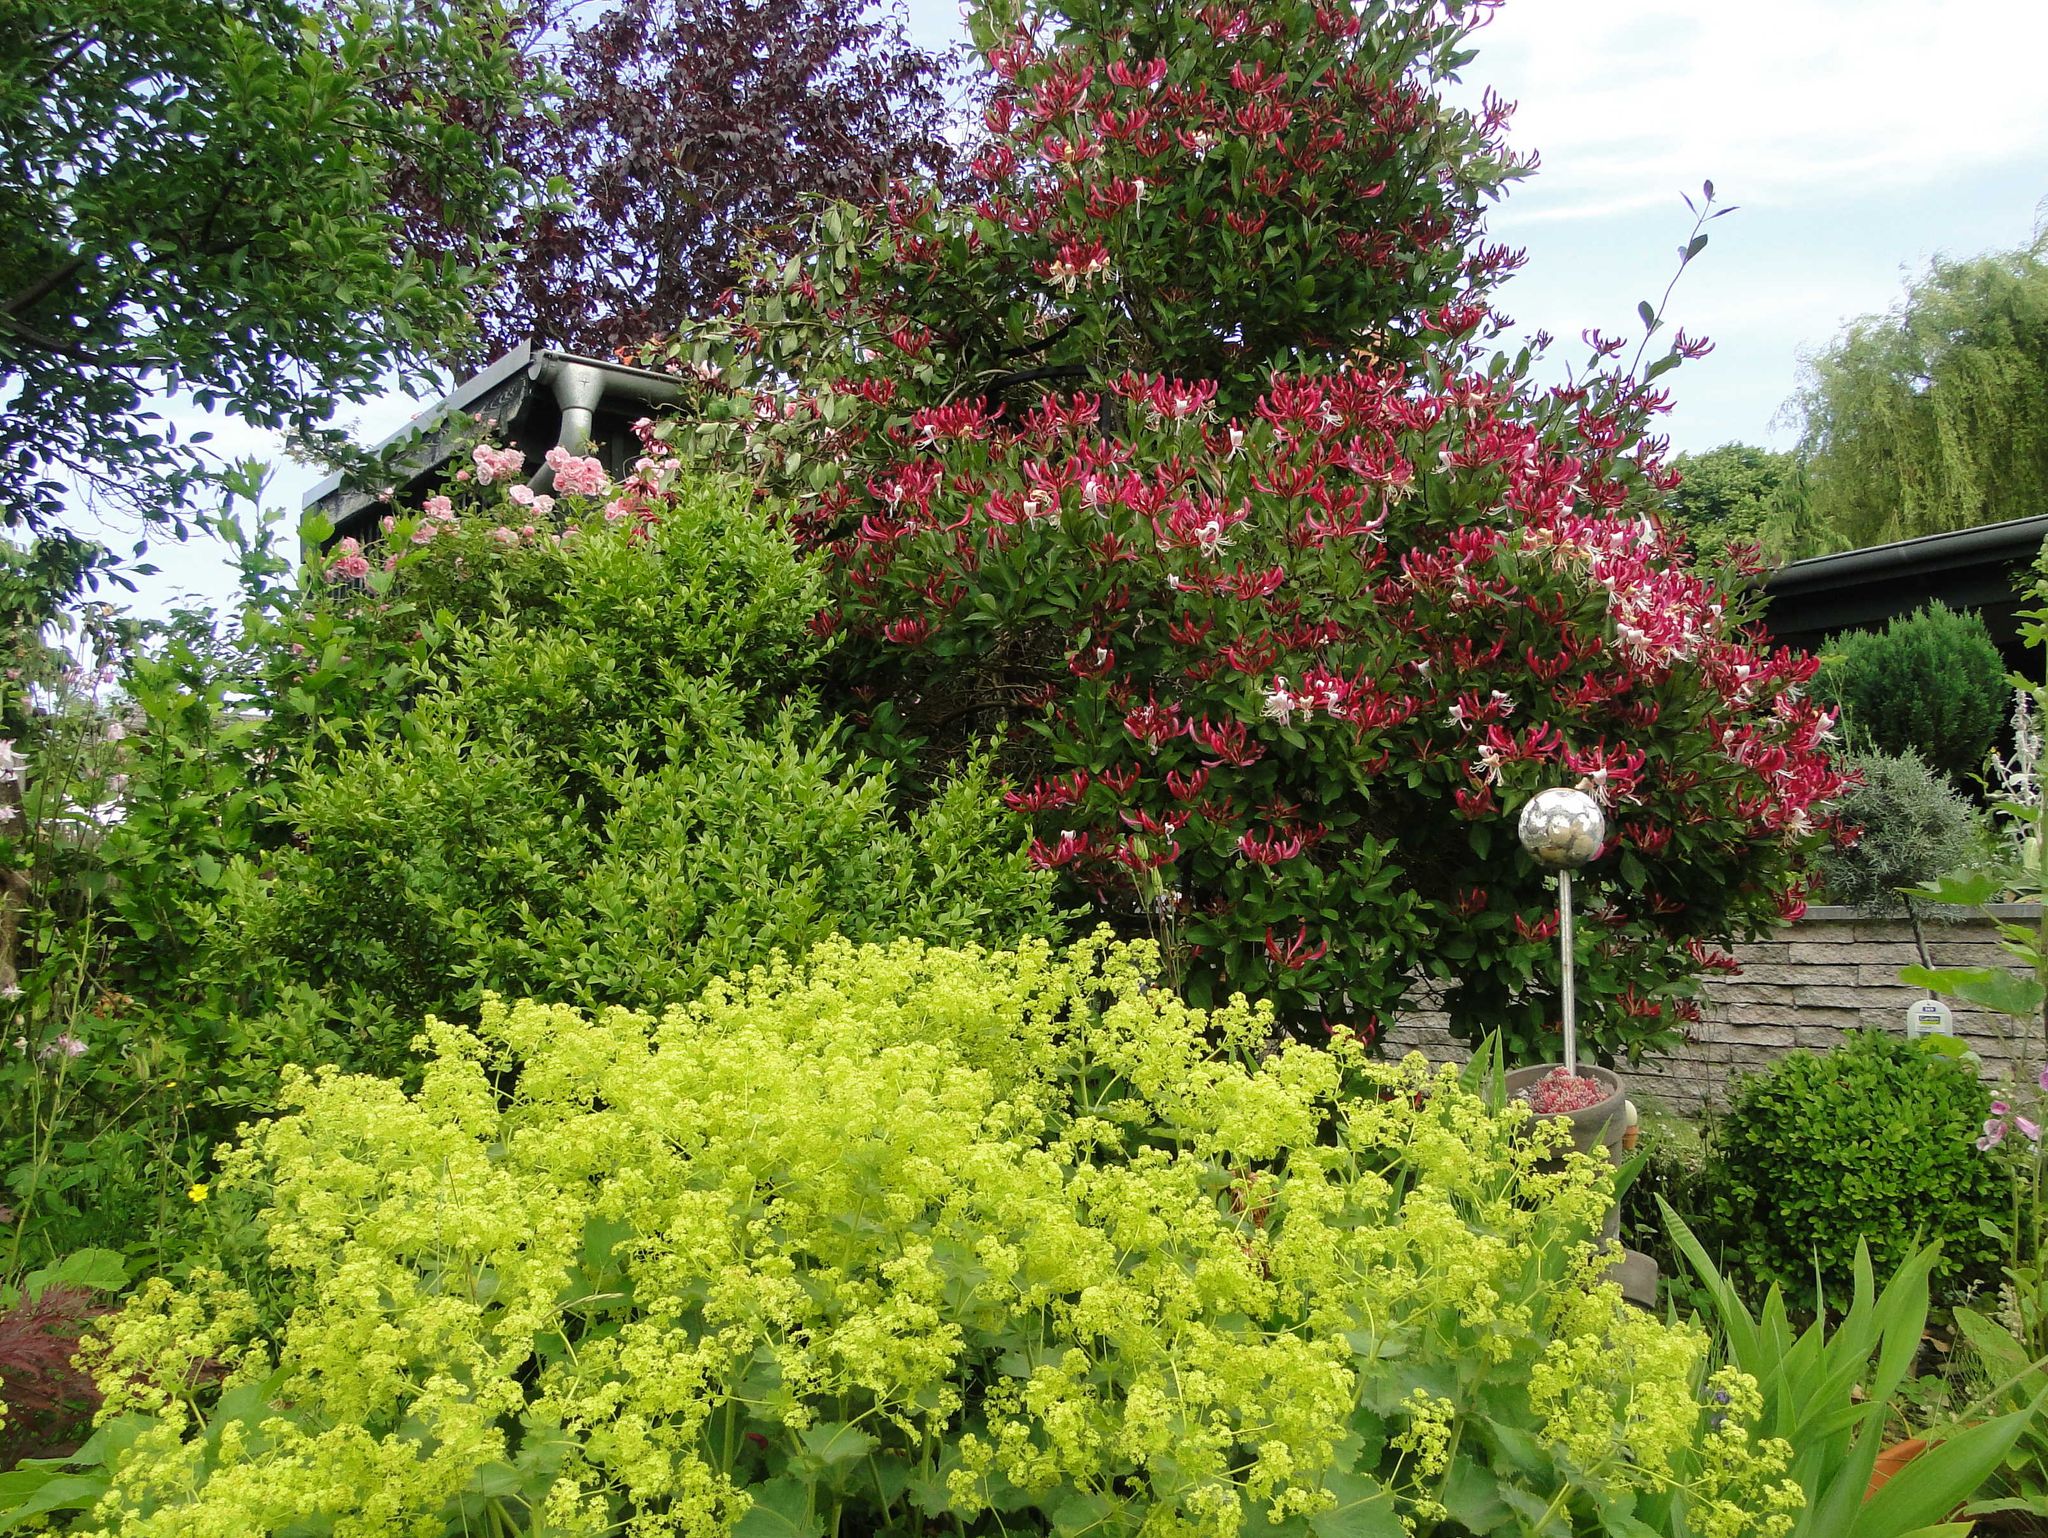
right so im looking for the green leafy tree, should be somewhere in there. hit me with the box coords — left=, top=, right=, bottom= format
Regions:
left=0, top=0, right=537, bottom=541
left=1787, top=230, right=2048, bottom=555
left=1661, top=442, right=1808, bottom=560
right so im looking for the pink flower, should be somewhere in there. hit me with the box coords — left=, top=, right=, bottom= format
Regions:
left=490, top=526, right=519, bottom=545
left=39, top=1033, right=86, bottom=1060
left=424, top=495, right=455, bottom=520
left=1980, top=1117, right=2008, bottom=1151
left=545, top=445, right=612, bottom=497
left=327, top=537, right=371, bottom=582
left=2018, top=1116, right=2042, bottom=1144
left=508, top=483, right=536, bottom=506
left=471, top=443, right=525, bottom=485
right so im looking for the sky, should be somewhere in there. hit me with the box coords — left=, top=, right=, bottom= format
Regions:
left=91, top=0, right=2048, bottom=618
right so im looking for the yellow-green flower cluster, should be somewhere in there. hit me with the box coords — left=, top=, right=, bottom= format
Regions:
left=74, top=932, right=1796, bottom=1538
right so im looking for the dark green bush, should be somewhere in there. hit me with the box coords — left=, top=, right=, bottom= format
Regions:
left=1814, top=747, right=1982, bottom=915
left=1703, top=1029, right=2006, bottom=1307
left=1819, top=602, right=2007, bottom=785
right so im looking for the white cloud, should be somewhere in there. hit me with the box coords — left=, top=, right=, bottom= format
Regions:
left=1470, top=0, right=2048, bottom=223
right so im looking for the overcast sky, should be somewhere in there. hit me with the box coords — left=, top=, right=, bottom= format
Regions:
left=98, top=0, right=2048, bottom=617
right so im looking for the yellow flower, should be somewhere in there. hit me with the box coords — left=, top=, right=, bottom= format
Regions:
left=187, top=1183, right=208, bottom=1203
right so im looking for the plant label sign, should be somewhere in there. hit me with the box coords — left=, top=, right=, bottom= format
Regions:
left=1905, top=998, right=1954, bottom=1039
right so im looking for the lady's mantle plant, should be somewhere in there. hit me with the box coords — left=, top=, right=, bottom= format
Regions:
left=76, top=935, right=1797, bottom=1536
left=657, top=0, right=1847, bottom=1060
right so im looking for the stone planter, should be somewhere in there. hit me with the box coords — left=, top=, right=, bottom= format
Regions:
left=1505, top=1063, right=1656, bottom=1305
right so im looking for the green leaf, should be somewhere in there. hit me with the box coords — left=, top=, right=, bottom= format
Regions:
left=22, top=1247, right=128, bottom=1300
left=0, top=1470, right=111, bottom=1529
left=797, top=1420, right=878, bottom=1467
left=1897, top=965, right=2042, bottom=1017
left=1858, top=1401, right=2045, bottom=1538
left=732, top=1477, right=822, bottom=1538
left=1438, top=1460, right=1512, bottom=1533
left=1902, top=870, right=2005, bottom=908
left=1308, top=1471, right=1403, bottom=1538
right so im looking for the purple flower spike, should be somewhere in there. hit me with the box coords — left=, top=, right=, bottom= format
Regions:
left=2018, top=1116, right=2042, bottom=1144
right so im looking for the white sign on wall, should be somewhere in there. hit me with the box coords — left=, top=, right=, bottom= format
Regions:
left=1906, top=998, right=1955, bottom=1039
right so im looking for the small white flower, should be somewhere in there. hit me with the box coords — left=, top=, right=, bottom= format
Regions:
left=1263, top=679, right=1297, bottom=728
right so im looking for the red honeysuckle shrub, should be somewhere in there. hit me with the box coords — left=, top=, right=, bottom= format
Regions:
left=643, top=0, right=1848, bottom=1062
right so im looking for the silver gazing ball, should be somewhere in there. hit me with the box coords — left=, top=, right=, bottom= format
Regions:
left=1516, top=786, right=1606, bottom=870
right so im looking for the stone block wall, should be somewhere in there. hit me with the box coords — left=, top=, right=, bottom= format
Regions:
left=1383, top=904, right=2045, bottom=1116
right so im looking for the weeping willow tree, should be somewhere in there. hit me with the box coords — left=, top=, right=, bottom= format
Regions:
left=1784, top=229, right=2048, bottom=556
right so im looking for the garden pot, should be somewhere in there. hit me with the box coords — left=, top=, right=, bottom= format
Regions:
left=1866, top=1438, right=1927, bottom=1498
left=1505, top=1063, right=1625, bottom=1244
left=1504, top=1064, right=1657, bottom=1306
left=1504, top=1064, right=1628, bottom=1162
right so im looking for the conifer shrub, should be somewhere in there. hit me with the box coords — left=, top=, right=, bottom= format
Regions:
left=1819, top=603, right=2007, bottom=786
left=75, top=936, right=1800, bottom=1536
left=1813, top=747, right=1981, bottom=915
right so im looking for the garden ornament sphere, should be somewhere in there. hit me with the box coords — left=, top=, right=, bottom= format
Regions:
left=1516, top=786, right=1605, bottom=870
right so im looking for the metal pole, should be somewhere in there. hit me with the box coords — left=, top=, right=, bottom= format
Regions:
left=1558, top=868, right=1577, bottom=1075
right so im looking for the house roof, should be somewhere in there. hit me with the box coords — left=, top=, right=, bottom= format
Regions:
left=303, top=344, right=687, bottom=544
left=1759, top=514, right=2048, bottom=663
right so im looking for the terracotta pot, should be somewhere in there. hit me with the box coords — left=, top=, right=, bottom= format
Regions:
left=1866, top=1437, right=1927, bottom=1499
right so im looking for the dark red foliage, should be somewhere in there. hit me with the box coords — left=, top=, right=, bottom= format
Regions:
left=416, top=0, right=960, bottom=359
left=0, top=1286, right=109, bottom=1464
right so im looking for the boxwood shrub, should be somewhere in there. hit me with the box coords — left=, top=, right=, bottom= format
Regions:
left=1703, top=1029, right=2005, bottom=1307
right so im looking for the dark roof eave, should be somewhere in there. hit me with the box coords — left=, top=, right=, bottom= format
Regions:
left=1764, top=514, right=2048, bottom=599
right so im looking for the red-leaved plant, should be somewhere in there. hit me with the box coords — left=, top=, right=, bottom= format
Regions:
left=648, top=0, right=1848, bottom=1061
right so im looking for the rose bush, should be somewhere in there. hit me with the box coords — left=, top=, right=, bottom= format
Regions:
left=66, top=934, right=1800, bottom=1537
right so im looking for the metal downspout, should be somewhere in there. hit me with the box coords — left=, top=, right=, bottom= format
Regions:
left=526, top=360, right=611, bottom=495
